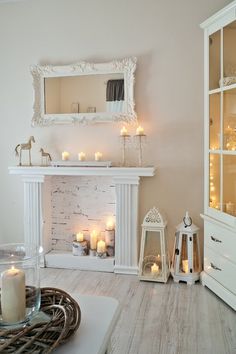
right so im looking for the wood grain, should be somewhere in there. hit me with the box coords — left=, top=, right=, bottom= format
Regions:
left=40, top=269, right=236, bottom=354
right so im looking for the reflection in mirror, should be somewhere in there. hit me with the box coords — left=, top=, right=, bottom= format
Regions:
left=44, top=74, right=125, bottom=114
left=31, top=57, right=137, bottom=126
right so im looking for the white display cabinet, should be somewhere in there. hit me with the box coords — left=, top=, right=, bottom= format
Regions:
left=200, top=1, right=236, bottom=310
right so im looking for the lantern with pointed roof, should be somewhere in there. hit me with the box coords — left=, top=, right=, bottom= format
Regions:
left=139, top=207, right=170, bottom=283
left=171, top=211, right=201, bottom=285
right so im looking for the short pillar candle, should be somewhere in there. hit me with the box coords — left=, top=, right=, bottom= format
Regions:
left=62, top=151, right=70, bottom=160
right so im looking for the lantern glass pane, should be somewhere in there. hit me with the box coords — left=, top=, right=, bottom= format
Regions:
left=180, top=234, right=188, bottom=273
left=142, top=231, right=162, bottom=278
left=193, top=234, right=199, bottom=272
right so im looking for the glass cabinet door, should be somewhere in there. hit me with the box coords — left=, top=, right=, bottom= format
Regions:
left=209, top=93, right=220, bottom=150
left=208, top=21, right=236, bottom=218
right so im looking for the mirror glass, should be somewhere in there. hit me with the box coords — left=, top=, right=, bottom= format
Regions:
left=31, top=57, right=137, bottom=126
left=44, top=73, right=124, bottom=114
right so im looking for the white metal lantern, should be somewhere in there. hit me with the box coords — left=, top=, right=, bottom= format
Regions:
left=171, top=212, right=201, bottom=285
left=139, top=207, right=170, bottom=283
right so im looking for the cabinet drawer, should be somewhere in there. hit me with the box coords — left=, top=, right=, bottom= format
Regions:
left=204, top=247, right=236, bottom=295
left=204, top=221, right=236, bottom=261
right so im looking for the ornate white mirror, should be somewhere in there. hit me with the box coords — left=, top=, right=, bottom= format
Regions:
left=31, top=57, right=137, bottom=126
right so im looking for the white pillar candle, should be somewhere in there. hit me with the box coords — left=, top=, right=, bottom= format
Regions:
left=106, top=220, right=115, bottom=231
left=90, top=230, right=98, bottom=250
left=182, top=259, right=189, bottom=273
left=151, top=263, right=159, bottom=276
left=120, top=126, right=128, bottom=136
left=136, top=126, right=144, bottom=135
left=105, top=220, right=115, bottom=247
left=62, top=151, right=69, bottom=160
left=1, top=267, right=26, bottom=323
left=76, top=232, right=84, bottom=242
left=95, top=152, right=103, bottom=161
left=97, top=240, right=106, bottom=253
left=78, top=152, right=86, bottom=161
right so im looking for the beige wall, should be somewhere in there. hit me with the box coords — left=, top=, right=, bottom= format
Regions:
left=0, top=0, right=231, bottom=251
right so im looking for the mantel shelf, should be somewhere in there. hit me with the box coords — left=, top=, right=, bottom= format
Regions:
left=8, top=166, right=156, bottom=177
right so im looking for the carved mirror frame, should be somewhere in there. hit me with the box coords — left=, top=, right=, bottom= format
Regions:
left=31, top=57, right=137, bottom=126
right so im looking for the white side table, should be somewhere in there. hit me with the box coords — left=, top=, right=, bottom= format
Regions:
left=55, top=294, right=120, bottom=354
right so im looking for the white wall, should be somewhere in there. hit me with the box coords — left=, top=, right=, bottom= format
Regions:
left=0, top=0, right=231, bottom=250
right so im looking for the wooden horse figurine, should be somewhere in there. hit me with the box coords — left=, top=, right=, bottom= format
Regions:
left=15, top=136, right=35, bottom=166
left=40, top=148, right=52, bottom=166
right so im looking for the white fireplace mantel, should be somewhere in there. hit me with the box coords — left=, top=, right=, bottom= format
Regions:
left=9, top=166, right=155, bottom=275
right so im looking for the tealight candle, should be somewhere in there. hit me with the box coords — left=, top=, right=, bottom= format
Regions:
left=97, top=240, right=106, bottom=253
left=151, top=263, right=159, bottom=276
left=78, top=152, right=86, bottom=161
left=76, top=232, right=84, bottom=242
left=182, top=259, right=189, bottom=273
left=120, top=126, right=128, bottom=136
left=136, top=126, right=144, bottom=136
left=95, top=152, right=103, bottom=161
left=62, top=151, right=70, bottom=161
left=1, top=267, right=26, bottom=323
left=90, top=230, right=98, bottom=250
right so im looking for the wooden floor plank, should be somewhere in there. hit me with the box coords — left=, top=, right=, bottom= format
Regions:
left=40, top=269, right=236, bottom=354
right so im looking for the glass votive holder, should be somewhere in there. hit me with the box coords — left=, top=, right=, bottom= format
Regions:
left=0, top=243, right=43, bottom=328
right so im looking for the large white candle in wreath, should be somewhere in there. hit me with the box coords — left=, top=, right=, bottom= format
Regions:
left=1, top=267, right=26, bottom=323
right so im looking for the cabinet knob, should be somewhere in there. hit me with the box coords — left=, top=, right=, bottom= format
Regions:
left=210, top=262, right=222, bottom=271
left=210, top=235, right=222, bottom=243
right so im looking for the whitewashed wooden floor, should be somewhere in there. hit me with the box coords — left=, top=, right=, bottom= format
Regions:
left=40, top=268, right=236, bottom=354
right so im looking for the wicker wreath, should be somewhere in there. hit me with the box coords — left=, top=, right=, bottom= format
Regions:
left=0, top=287, right=81, bottom=353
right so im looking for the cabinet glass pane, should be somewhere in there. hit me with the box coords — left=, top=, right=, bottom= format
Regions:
left=209, top=153, right=220, bottom=210
left=223, top=155, right=236, bottom=216
left=223, top=89, right=236, bottom=150
left=209, top=93, right=220, bottom=150
left=223, top=21, right=236, bottom=87
left=209, top=31, right=221, bottom=90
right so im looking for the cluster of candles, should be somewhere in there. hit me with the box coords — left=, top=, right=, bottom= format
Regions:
left=72, top=220, right=115, bottom=258
left=61, top=126, right=145, bottom=162
left=62, top=151, right=103, bottom=161
left=120, top=125, right=145, bottom=137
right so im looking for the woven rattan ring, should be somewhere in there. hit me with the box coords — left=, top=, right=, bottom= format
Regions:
left=0, top=287, right=81, bottom=353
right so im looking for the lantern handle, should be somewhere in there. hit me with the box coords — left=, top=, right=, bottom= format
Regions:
left=183, top=215, right=192, bottom=228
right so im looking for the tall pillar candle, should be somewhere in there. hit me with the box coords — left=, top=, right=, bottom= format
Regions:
left=1, top=267, right=26, bottom=323
left=105, top=221, right=115, bottom=247
left=90, top=230, right=98, bottom=250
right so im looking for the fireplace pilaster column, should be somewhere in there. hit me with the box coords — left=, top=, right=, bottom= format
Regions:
left=113, top=176, right=140, bottom=275
left=22, top=175, right=45, bottom=246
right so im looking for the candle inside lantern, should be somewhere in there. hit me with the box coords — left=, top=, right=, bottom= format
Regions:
left=78, top=152, right=86, bottom=161
left=1, top=266, right=26, bottom=323
left=97, top=240, right=106, bottom=253
left=76, top=232, right=84, bottom=242
left=151, top=263, right=159, bottom=276
left=95, top=152, right=103, bottom=161
left=182, top=259, right=189, bottom=273
left=62, top=151, right=70, bottom=161
left=136, top=126, right=144, bottom=136
left=90, top=230, right=98, bottom=250
left=120, top=126, right=128, bottom=136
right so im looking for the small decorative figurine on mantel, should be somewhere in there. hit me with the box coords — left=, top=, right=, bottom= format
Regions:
left=40, top=148, right=52, bottom=166
left=15, top=136, right=35, bottom=166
